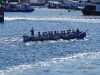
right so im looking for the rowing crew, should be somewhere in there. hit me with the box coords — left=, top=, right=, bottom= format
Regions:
left=30, top=28, right=82, bottom=37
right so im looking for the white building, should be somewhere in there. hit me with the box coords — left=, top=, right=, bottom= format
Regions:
left=20, top=0, right=38, bottom=3
left=30, top=0, right=38, bottom=3
left=26, top=0, right=45, bottom=3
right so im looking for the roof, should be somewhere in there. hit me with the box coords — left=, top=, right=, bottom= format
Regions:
left=9, top=2, right=18, bottom=5
left=48, top=1, right=62, bottom=4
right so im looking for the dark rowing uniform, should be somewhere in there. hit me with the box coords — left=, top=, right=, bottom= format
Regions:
left=30, top=28, right=34, bottom=37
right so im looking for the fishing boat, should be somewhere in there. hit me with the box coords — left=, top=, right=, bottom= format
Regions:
left=23, top=29, right=87, bottom=42
left=4, top=2, right=34, bottom=12
left=79, top=1, right=100, bottom=15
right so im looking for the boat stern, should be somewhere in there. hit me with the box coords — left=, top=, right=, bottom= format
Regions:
left=23, top=35, right=30, bottom=42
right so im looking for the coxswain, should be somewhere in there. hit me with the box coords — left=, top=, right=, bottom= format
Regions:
left=30, top=27, right=34, bottom=37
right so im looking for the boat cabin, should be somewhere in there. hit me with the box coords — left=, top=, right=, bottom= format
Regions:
left=4, top=2, right=34, bottom=12
left=71, top=1, right=84, bottom=10
left=47, top=1, right=62, bottom=8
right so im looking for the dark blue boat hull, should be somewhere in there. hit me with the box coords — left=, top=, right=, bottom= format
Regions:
left=82, top=9, right=100, bottom=16
left=4, top=9, right=34, bottom=12
left=23, top=31, right=86, bottom=42
left=0, top=17, right=4, bottom=23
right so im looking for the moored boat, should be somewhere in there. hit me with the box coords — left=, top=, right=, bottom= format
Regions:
left=23, top=29, right=87, bottom=42
left=4, top=2, right=34, bottom=12
left=46, top=1, right=62, bottom=9
left=79, top=1, right=100, bottom=15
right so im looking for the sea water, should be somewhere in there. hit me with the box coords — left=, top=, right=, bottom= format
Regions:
left=0, top=8, right=100, bottom=75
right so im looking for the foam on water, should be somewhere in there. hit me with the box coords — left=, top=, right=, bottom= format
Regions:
left=24, top=38, right=79, bottom=46
left=4, top=16, right=100, bottom=23
left=0, top=51, right=100, bottom=75
left=0, top=37, right=22, bottom=45
left=0, top=65, right=32, bottom=75
left=1, top=8, right=100, bottom=75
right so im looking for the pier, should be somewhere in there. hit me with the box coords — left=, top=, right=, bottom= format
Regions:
left=0, top=5, right=4, bottom=23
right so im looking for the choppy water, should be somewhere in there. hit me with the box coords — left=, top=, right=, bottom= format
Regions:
left=0, top=8, right=100, bottom=75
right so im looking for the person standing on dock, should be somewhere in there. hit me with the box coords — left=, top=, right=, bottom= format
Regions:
left=30, top=27, right=34, bottom=37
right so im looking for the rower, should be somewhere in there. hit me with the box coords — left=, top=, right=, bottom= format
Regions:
left=72, top=29, right=75, bottom=35
left=67, top=30, right=69, bottom=35
left=63, top=31, right=66, bottom=35
left=30, top=27, right=34, bottom=37
left=56, top=31, right=60, bottom=36
left=38, top=32, right=41, bottom=37
left=76, top=28, right=80, bottom=35
left=54, top=31, right=56, bottom=35
left=42, top=32, right=45, bottom=37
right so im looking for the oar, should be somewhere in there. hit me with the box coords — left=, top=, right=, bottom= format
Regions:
left=85, top=30, right=89, bottom=32
left=79, top=30, right=88, bottom=35
left=14, top=32, right=29, bottom=42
